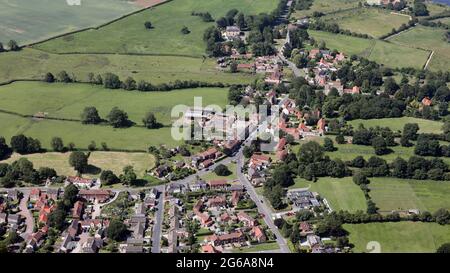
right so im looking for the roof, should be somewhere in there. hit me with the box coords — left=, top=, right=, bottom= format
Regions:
left=78, top=189, right=111, bottom=196
left=208, top=179, right=227, bottom=186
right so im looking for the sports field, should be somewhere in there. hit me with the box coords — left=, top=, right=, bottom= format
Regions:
left=344, top=222, right=450, bottom=253
left=388, top=26, right=450, bottom=71
left=322, top=8, right=410, bottom=38
left=0, top=0, right=153, bottom=45
left=348, top=117, right=444, bottom=134
left=33, top=0, right=279, bottom=56
left=368, top=177, right=450, bottom=213
left=1, top=152, right=156, bottom=178
left=292, top=0, right=361, bottom=19
left=308, top=30, right=429, bottom=69
left=0, top=48, right=256, bottom=85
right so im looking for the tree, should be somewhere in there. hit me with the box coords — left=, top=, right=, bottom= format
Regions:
left=120, top=165, right=137, bottom=186
left=88, top=141, right=96, bottom=151
left=298, top=141, right=324, bottom=164
left=214, top=164, right=231, bottom=176
left=38, top=167, right=57, bottom=180
left=392, top=157, right=408, bottom=178
left=323, top=137, right=336, bottom=152
left=437, top=243, right=450, bottom=253
left=107, top=219, right=128, bottom=241
left=353, top=172, right=369, bottom=185
left=7, top=40, right=19, bottom=51
left=122, top=77, right=136, bottom=90
left=48, top=208, right=66, bottom=231
left=272, top=164, right=293, bottom=187
left=100, top=170, right=119, bottom=186
left=103, top=73, right=121, bottom=89
left=144, top=21, right=153, bottom=29
left=44, top=72, right=55, bottom=83
left=433, top=208, right=450, bottom=225
left=142, top=112, right=158, bottom=129
left=181, top=26, right=190, bottom=34
left=10, top=135, right=41, bottom=154
left=51, top=137, right=64, bottom=152
left=335, top=134, right=346, bottom=144
left=63, top=184, right=79, bottom=206
left=81, top=106, right=102, bottom=124
left=69, top=151, right=88, bottom=173
left=0, top=137, right=11, bottom=160
left=367, top=200, right=378, bottom=214
left=107, top=107, right=130, bottom=128
left=57, top=70, right=71, bottom=83
left=372, top=136, right=389, bottom=155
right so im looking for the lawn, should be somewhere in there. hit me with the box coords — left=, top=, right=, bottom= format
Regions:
left=0, top=48, right=257, bottom=85
left=322, top=7, right=410, bottom=38
left=0, top=0, right=150, bottom=45
left=290, top=177, right=367, bottom=213
left=1, top=152, right=155, bottom=178
left=387, top=26, right=450, bottom=71
left=307, top=30, right=429, bottom=69
left=232, top=241, right=280, bottom=253
left=201, top=163, right=238, bottom=182
left=344, top=222, right=450, bottom=253
left=33, top=0, right=279, bottom=56
left=348, top=117, right=444, bottom=134
left=292, top=0, right=362, bottom=19
left=0, top=81, right=229, bottom=126
left=368, top=177, right=450, bottom=213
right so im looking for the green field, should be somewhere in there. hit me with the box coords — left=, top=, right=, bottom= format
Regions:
left=232, top=242, right=280, bottom=253
left=323, top=8, right=410, bottom=38
left=0, top=48, right=257, bottom=85
left=290, top=177, right=367, bottom=213
left=348, top=117, right=444, bottom=134
left=33, top=0, right=279, bottom=56
left=308, top=30, right=429, bottom=69
left=292, top=0, right=362, bottom=19
left=0, top=81, right=228, bottom=125
left=368, top=177, right=450, bottom=213
left=344, top=222, right=450, bottom=253
left=1, top=152, right=155, bottom=178
left=0, top=0, right=148, bottom=45
left=388, top=26, right=450, bottom=71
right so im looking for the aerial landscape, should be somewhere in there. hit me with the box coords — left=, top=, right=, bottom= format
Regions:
left=0, top=0, right=450, bottom=256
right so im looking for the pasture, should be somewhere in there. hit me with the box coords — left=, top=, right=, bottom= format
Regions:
left=0, top=48, right=257, bottom=85
left=344, top=222, right=450, bottom=253
left=368, top=177, right=450, bottom=213
left=347, top=117, right=444, bottom=134
left=322, top=8, right=410, bottom=38
left=33, top=0, right=279, bottom=56
left=388, top=26, right=450, bottom=71
left=1, top=152, right=156, bottom=178
left=292, top=0, right=362, bottom=19
left=0, top=0, right=149, bottom=45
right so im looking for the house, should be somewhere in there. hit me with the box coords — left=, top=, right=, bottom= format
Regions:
left=208, top=179, right=228, bottom=190
left=202, top=244, right=221, bottom=253
left=199, top=159, right=213, bottom=169
left=60, top=234, right=76, bottom=253
left=27, top=231, right=45, bottom=250
left=148, top=188, right=159, bottom=199
left=422, top=97, right=432, bottom=107
left=190, top=180, right=208, bottom=192
left=66, top=176, right=95, bottom=189
left=223, top=139, right=242, bottom=154
left=249, top=154, right=271, bottom=169
left=237, top=211, right=257, bottom=227
left=6, top=189, right=19, bottom=201
left=299, top=222, right=313, bottom=236
left=324, top=80, right=344, bottom=95
left=265, top=70, right=282, bottom=85
left=343, top=86, right=360, bottom=95
left=72, top=201, right=84, bottom=219
left=46, top=188, right=60, bottom=200
left=80, top=219, right=110, bottom=231
left=124, top=244, right=144, bottom=253
left=306, top=234, right=322, bottom=248
left=30, top=188, right=41, bottom=202
left=154, top=164, right=170, bottom=178
left=38, top=204, right=56, bottom=224
left=251, top=226, right=267, bottom=243
left=78, top=189, right=112, bottom=203
left=317, top=118, right=326, bottom=135
left=206, top=195, right=227, bottom=208
left=68, top=220, right=80, bottom=238
left=7, top=214, right=22, bottom=226
left=224, top=26, right=241, bottom=40
left=231, top=191, right=241, bottom=207
left=81, top=237, right=102, bottom=253
left=207, top=231, right=246, bottom=246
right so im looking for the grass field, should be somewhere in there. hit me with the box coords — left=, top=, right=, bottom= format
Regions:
left=368, top=177, right=450, bottom=213
left=0, top=0, right=150, bottom=45
left=344, top=222, right=450, bottom=253
left=426, top=2, right=450, bottom=17
left=348, top=117, right=444, bottom=134
left=432, top=17, right=450, bottom=25
left=1, top=152, right=155, bottom=178
left=200, top=163, right=237, bottom=182
left=0, top=81, right=229, bottom=125
left=388, top=26, right=450, bottom=71
left=290, top=177, right=367, bottom=213
left=33, top=0, right=279, bottom=56
left=322, top=8, right=410, bottom=38
left=308, top=30, right=429, bottom=69
left=232, top=242, right=280, bottom=253
left=292, top=0, right=362, bottom=19
left=0, top=48, right=257, bottom=85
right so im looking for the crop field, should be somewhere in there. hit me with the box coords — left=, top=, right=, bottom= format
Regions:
left=292, top=0, right=362, bottom=19
left=33, top=0, right=279, bottom=56
left=388, top=26, right=450, bottom=71
left=1, top=152, right=155, bottom=178
left=0, top=81, right=228, bottom=125
left=0, top=48, right=257, bottom=85
left=368, top=177, right=450, bottom=213
left=0, top=0, right=158, bottom=45
left=347, top=117, right=444, bottom=134
left=308, top=30, right=429, bottom=69
left=344, top=222, right=450, bottom=253
left=322, top=8, right=410, bottom=38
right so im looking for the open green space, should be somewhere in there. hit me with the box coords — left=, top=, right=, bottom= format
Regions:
left=344, top=222, right=450, bottom=253
left=0, top=48, right=256, bottom=85
left=308, top=30, right=429, bottom=69
left=322, top=7, right=410, bottom=38
left=33, top=0, right=279, bottom=56
left=200, top=163, right=237, bottom=182
left=232, top=242, right=280, bottom=253
left=348, top=117, right=444, bottom=134
left=388, top=26, right=450, bottom=71
left=292, top=0, right=362, bottom=19
left=289, top=177, right=367, bottom=213
left=0, top=81, right=228, bottom=125
left=368, top=177, right=450, bottom=213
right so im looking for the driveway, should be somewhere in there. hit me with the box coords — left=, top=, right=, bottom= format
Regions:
left=18, top=190, right=34, bottom=238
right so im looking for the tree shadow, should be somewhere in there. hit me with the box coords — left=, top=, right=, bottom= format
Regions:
left=84, top=165, right=102, bottom=175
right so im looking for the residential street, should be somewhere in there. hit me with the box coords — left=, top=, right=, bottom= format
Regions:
left=18, top=189, right=34, bottom=239
left=151, top=185, right=165, bottom=253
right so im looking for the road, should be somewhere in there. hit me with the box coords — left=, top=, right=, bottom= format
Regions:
left=18, top=189, right=34, bottom=239
left=150, top=185, right=165, bottom=253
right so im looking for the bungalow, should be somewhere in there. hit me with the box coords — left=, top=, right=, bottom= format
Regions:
left=206, top=195, right=227, bottom=208
left=27, top=231, right=45, bottom=250
left=251, top=226, right=267, bottom=243
left=265, top=70, right=282, bottom=85
left=237, top=211, right=257, bottom=227
left=237, top=63, right=254, bottom=70
left=249, top=154, right=271, bottom=169
left=80, top=219, right=110, bottom=231
left=199, top=159, right=214, bottom=169
left=190, top=180, right=208, bottom=192
left=78, top=189, right=113, bottom=203
left=208, top=179, right=228, bottom=190
left=66, top=176, right=95, bottom=189
left=299, top=221, right=313, bottom=236
left=207, top=231, right=246, bottom=246
left=343, top=86, right=360, bottom=95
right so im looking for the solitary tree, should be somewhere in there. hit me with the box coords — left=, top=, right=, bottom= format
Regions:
left=7, top=40, right=19, bottom=51
left=144, top=21, right=153, bottom=29
left=69, top=151, right=88, bottom=174
left=214, top=164, right=231, bottom=176
left=142, top=112, right=158, bottom=129
left=51, top=137, right=64, bottom=152
left=44, top=72, right=55, bottom=83
left=107, top=107, right=129, bottom=128
left=323, top=137, right=336, bottom=152
left=81, top=106, right=102, bottom=124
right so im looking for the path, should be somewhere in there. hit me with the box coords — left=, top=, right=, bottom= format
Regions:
left=424, top=50, right=435, bottom=70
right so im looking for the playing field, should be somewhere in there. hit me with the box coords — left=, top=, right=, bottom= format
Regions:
left=322, top=8, right=410, bottom=38
left=0, top=48, right=257, bottom=85
left=33, top=0, right=279, bottom=56
left=308, top=30, right=429, bottom=69
left=344, top=222, right=450, bottom=253
left=292, top=0, right=361, bottom=19
left=0, top=0, right=154, bottom=45
left=289, top=177, right=367, bottom=213
left=388, top=26, right=450, bottom=71
left=368, top=177, right=450, bottom=213
left=348, top=117, right=444, bottom=134
left=0, top=81, right=228, bottom=125
left=1, top=152, right=156, bottom=178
